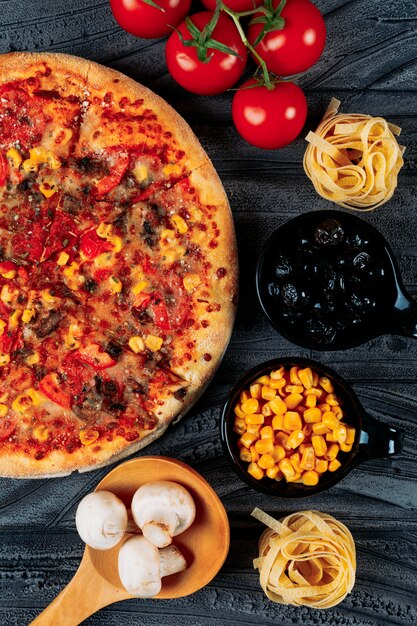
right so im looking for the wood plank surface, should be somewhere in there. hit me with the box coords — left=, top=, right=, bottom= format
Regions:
left=0, top=0, right=416, bottom=624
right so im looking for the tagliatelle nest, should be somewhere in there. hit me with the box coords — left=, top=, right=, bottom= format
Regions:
left=252, top=508, right=356, bottom=609
left=303, top=98, right=405, bottom=211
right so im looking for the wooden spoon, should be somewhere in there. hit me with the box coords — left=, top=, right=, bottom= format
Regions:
left=30, top=456, right=230, bottom=626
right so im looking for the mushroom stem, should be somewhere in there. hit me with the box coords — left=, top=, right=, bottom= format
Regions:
left=159, top=545, right=187, bottom=577
left=141, top=507, right=180, bottom=548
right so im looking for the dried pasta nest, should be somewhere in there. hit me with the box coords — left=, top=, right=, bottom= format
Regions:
left=303, top=98, right=405, bottom=211
left=252, top=508, right=356, bottom=609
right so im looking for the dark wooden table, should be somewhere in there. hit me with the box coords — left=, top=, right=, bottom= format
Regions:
left=1, top=1, right=416, bottom=625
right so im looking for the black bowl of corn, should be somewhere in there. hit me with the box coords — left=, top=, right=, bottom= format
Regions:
left=220, top=357, right=403, bottom=497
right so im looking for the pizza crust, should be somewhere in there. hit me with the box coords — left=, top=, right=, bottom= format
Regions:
left=0, top=52, right=238, bottom=478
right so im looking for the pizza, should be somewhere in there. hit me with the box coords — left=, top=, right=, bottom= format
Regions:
left=0, top=52, right=237, bottom=477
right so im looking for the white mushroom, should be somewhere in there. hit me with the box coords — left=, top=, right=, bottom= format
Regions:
left=118, top=535, right=187, bottom=598
left=76, top=491, right=128, bottom=550
left=131, top=481, right=196, bottom=548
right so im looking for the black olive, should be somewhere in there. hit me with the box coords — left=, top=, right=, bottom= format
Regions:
left=108, top=402, right=126, bottom=412
left=84, top=279, right=98, bottom=293
left=314, top=219, right=344, bottom=246
left=105, top=341, right=123, bottom=359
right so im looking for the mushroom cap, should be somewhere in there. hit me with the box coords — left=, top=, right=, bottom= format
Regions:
left=131, top=481, right=196, bottom=547
left=75, top=491, right=128, bottom=550
left=118, top=535, right=162, bottom=598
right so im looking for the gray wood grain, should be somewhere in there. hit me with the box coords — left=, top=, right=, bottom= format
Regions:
left=0, top=0, right=417, bottom=624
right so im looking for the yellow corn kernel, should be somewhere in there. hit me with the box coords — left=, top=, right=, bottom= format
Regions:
left=254, top=438, right=274, bottom=455
left=260, top=406, right=272, bottom=420
left=315, top=458, right=328, bottom=473
left=326, top=432, right=337, bottom=442
left=312, top=435, right=327, bottom=457
left=183, top=273, right=201, bottom=292
left=304, top=387, right=323, bottom=398
left=283, top=411, right=302, bottom=431
left=312, top=371, right=319, bottom=387
left=266, top=466, right=282, bottom=480
left=245, top=414, right=264, bottom=425
left=284, top=393, right=303, bottom=409
left=33, top=425, right=50, bottom=442
left=275, top=431, right=291, bottom=450
left=346, top=427, right=356, bottom=445
left=132, top=280, right=148, bottom=296
left=290, top=366, right=301, bottom=385
left=12, top=393, right=32, bottom=414
left=96, top=222, right=112, bottom=239
left=29, top=146, right=48, bottom=163
left=144, top=335, right=163, bottom=352
left=270, top=367, right=285, bottom=380
left=63, top=262, right=81, bottom=283
left=300, top=446, right=316, bottom=471
left=107, top=276, right=122, bottom=294
left=317, top=403, right=331, bottom=413
left=261, top=386, right=276, bottom=401
left=302, top=470, right=319, bottom=486
left=260, top=426, right=273, bottom=440
left=0, top=403, right=8, bottom=417
left=234, top=404, right=246, bottom=419
left=271, top=414, right=284, bottom=431
left=250, top=383, right=262, bottom=399
left=303, top=423, right=313, bottom=438
left=258, top=453, right=275, bottom=470
left=286, top=473, right=302, bottom=483
left=287, top=429, right=304, bottom=449
left=305, top=394, right=317, bottom=408
left=133, top=163, right=148, bottom=183
left=39, top=181, right=57, bottom=198
left=107, top=235, right=123, bottom=253
left=290, top=452, right=302, bottom=473
left=6, top=147, right=22, bottom=169
left=270, top=377, right=286, bottom=390
left=247, top=462, right=264, bottom=480
left=279, top=458, right=296, bottom=479
left=269, top=396, right=287, bottom=415
left=171, top=214, right=188, bottom=234
left=240, top=432, right=257, bottom=449
left=41, top=289, right=58, bottom=304
left=325, top=443, right=340, bottom=461
left=0, top=320, right=5, bottom=336
left=271, top=445, right=286, bottom=463
left=255, top=375, right=270, bottom=386
left=298, top=367, right=313, bottom=389
left=322, top=411, right=340, bottom=430
left=159, top=229, right=176, bottom=247
left=240, top=390, right=251, bottom=403
left=8, top=310, right=21, bottom=331
left=47, top=153, right=61, bottom=170
left=319, top=376, right=334, bottom=393
left=0, top=353, right=10, bottom=367
left=334, top=424, right=347, bottom=444
left=285, top=384, right=304, bottom=394
left=79, top=429, right=99, bottom=446
left=249, top=446, right=259, bottom=463
left=27, top=388, right=44, bottom=405
left=1, top=284, right=18, bottom=304
left=312, top=422, right=331, bottom=435
left=26, top=352, right=40, bottom=366
left=1, top=268, right=16, bottom=279
left=57, top=251, right=69, bottom=266
left=128, top=336, right=145, bottom=353
left=303, top=407, right=322, bottom=424
left=241, top=398, right=259, bottom=415
left=340, top=442, right=353, bottom=452
left=22, top=158, right=38, bottom=173
left=163, top=163, right=182, bottom=176
left=326, top=393, right=339, bottom=406
left=239, top=447, right=252, bottom=463
left=233, top=418, right=246, bottom=435
left=246, top=423, right=260, bottom=435
left=328, top=459, right=342, bottom=472
left=332, top=405, right=344, bottom=420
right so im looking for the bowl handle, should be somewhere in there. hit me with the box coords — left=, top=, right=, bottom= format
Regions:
left=390, top=292, right=417, bottom=339
left=357, top=412, right=404, bottom=463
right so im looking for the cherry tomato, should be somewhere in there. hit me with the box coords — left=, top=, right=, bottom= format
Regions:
left=0, top=418, right=16, bottom=442
left=0, top=153, right=8, bottom=186
left=39, top=373, right=72, bottom=408
left=247, top=0, right=326, bottom=76
left=76, top=344, right=117, bottom=370
left=96, top=152, right=130, bottom=197
left=232, top=79, right=307, bottom=149
left=80, top=228, right=112, bottom=260
left=165, top=12, right=247, bottom=95
left=110, top=0, right=191, bottom=39
left=201, top=0, right=263, bottom=10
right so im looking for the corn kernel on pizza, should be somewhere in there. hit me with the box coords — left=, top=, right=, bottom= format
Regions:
left=0, top=52, right=237, bottom=477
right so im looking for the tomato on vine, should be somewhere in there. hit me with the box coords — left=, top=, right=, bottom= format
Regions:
left=232, top=79, right=307, bottom=149
left=110, top=0, right=192, bottom=39
left=165, top=11, right=247, bottom=95
left=247, top=0, right=326, bottom=76
left=201, top=0, right=264, bottom=11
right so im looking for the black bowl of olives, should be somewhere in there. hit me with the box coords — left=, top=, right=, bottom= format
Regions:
left=256, top=210, right=417, bottom=350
